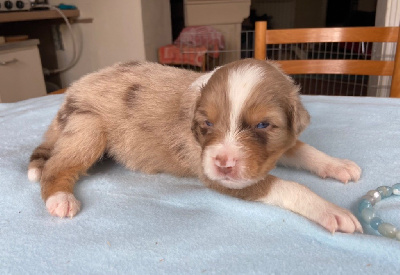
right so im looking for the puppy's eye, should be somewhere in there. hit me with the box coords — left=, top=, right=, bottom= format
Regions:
left=205, top=120, right=213, bottom=127
left=255, top=121, right=270, bottom=129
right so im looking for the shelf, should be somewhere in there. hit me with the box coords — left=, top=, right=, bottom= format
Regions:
left=0, top=9, right=80, bottom=23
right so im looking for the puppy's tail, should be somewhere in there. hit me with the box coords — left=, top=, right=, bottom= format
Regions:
left=28, top=119, right=60, bottom=182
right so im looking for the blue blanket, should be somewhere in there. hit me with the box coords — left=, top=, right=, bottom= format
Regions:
left=1, top=94, right=399, bottom=274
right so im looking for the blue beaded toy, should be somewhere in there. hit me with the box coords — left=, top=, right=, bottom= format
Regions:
left=358, top=183, right=400, bottom=240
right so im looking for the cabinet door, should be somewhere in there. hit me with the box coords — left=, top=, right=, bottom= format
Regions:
left=0, top=46, right=46, bottom=103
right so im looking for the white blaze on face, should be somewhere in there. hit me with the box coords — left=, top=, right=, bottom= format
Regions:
left=226, top=65, right=264, bottom=142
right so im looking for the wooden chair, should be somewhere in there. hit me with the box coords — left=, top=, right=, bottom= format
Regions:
left=254, top=21, right=400, bottom=98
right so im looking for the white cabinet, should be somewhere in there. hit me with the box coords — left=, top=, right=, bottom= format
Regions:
left=0, top=39, right=46, bottom=103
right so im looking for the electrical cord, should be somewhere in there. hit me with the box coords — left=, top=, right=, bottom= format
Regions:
left=36, top=4, right=79, bottom=75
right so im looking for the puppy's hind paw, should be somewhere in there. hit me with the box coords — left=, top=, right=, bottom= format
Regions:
left=45, top=192, right=81, bottom=218
left=28, top=168, right=42, bottom=182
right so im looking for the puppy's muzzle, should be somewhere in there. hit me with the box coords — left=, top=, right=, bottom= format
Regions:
left=214, top=154, right=237, bottom=176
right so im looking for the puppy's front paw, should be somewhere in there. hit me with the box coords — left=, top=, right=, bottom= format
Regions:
left=45, top=192, right=81, bottom=218
left=317, top=158, right=361, bottom=183
left=315, top=202, right=363, bottom=234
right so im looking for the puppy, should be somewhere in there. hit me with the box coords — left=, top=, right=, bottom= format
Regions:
left=28, top=59, right=362, bottom=234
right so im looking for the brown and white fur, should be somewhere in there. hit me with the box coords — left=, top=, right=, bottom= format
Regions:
left=28, top=59, right=362, bottom=234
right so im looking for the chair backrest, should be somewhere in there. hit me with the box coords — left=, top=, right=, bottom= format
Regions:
left=254, top=21, right=400, bottom=98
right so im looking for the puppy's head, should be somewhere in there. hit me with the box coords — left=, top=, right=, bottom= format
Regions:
left=191, top=59, right=309, bottom=189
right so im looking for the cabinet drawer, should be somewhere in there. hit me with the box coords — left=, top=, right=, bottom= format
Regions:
left=0, top=45, right=46, bottom=103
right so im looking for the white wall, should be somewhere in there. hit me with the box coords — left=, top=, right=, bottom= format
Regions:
left=368, top=0, right=400, bottom=97
left=49, top=0, right=147, bottom=87
left=141, top=0, right=172, bottom=62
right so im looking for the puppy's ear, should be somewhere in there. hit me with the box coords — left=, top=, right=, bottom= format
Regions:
left=189, top=67, right=220, bottom=94
left=265, top=61, right=310, bottom=136
left=187, top=67, right=220, bottom=121
left=288, top=86, right=310, bottom=137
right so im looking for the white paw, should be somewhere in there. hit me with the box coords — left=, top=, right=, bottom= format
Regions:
left=45, top=192, right=81, bottom=218
left=317, top=158, right=361, bottom=183
left=314, top=202, right=363, bottom=234
left=28, top=168, right=41, bottom=182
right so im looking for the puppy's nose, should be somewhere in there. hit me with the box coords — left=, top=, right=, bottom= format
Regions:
left=215, top=155, right=236, bottom=175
